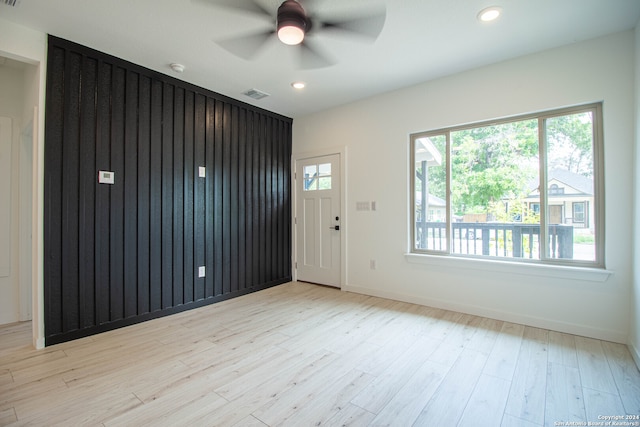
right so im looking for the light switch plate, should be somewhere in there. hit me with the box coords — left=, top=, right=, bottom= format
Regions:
left=98, top=171, right=114, bottom=184
left=199, top=166, right=206, bottom=178
left=198, top=266, right=205, bottom=278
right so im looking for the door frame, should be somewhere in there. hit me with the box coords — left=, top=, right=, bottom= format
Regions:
left=292, top=146, right=347, bottom=289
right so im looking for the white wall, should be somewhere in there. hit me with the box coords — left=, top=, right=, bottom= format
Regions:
left=0, top=65, right=24, bottom=325
left=0, top=17, right=46, bottom=348
left=630, top=23, right=640, bottom=366
left=294, top=31, right=635, bottom=344
left=19, top=63, right=37, bottom=322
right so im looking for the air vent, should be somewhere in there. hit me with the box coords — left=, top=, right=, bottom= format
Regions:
left=3, top=0, right=18, bottom=6
left=243, top=88, right=270, bottom=100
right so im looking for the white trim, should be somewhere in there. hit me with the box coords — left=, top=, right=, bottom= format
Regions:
left=343, top=282, right=626, bottom=343
left=292, top=146, right=347, bottom=288
left=404, top=253, right=612, bottom=282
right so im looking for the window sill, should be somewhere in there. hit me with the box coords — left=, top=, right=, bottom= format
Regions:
left=404, top=253, right=612, bottom=283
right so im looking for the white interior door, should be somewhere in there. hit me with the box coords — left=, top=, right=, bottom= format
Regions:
left=296, top=154, right=341, bottom=287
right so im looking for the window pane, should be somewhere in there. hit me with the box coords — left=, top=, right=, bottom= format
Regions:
left=450, top=119, right=540, bottom=258
left=318, top=163, right=331, bottom=176
left=318, top=177, right=331, bottom=190
left=414, top=134, right=447, bottom=251
left=544, top=112, right=596, bottom=261
left=573, top=202, right=585, bottom=223
left=304, top=165, right=317, bottom=191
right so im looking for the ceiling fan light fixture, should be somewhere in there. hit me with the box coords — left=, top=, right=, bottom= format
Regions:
left=277, top=0, right=307, bottom=45
left=278, top=25, right=305, bottom=45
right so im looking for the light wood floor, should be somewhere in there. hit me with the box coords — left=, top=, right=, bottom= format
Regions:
left=1, top=281, right=639, bottom=426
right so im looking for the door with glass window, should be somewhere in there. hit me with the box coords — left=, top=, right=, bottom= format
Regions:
left=295, top=154, right=341, bottom=287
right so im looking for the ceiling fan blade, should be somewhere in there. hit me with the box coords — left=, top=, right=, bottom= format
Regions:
left=298, top=39, right=335, bottom=69
left=317, top=9, right=386, bottom=41
left=192, top=0, right=274, bottom=19
left=216, top=30, right=275, bottom=60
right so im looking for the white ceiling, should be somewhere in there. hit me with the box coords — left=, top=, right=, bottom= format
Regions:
left=2, top=0, right=639, bottom=118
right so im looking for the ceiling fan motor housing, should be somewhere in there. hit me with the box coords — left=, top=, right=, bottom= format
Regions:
left=277, top=0, right=308, bottom=44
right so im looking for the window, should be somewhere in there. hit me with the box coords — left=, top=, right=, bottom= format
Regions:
left=549, top=184, right=564, bottom=195
left=573, top=202, right=585, bottom=224
left=303, top=162, right=332, bottom=191
left=410, top=103, right=603, bottom=267
left=530, top=203, right=540, bottom=214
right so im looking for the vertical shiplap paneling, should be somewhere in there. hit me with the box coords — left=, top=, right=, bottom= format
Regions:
left=257, top=114, right=266, bottom=285
left=149, top=79, right=163, bottom=313
left=183, top=90, right=195, bottom=304
left=280, top=119, right=291, bottom=279
left=44, top=36, right=292, bottom=345
left=124, top=69, right=139, bottom=319
left=194, top=94, right=206, bottom=301
left=230, top=105, right=239, bottom=294
left=78, top=55, right=97, bottom=329
left=237, top=107, right=247, bottom=291
left=264, top=116, right=273, bottom=282
left=60, top=50, right=82, bottom=332
left=172, top=86, right=185, bottom=307
left=137, top=74, right=151, bottom=315
left=161, top=82, right=174, bottom=310
left=213, top=99, right=224, bottom=297
left=109, top=65, right=126, bottom=322
left=44, top=45, right=65, bottom=337
left=221, top=103, right=232, bottom=295
left=244, top=110, right=254, bottom=288
left=95, top=60, right=112, bottom=326
left=204, top=98, right=215, bottom=299
left=284, top=121, right=292, bottom=278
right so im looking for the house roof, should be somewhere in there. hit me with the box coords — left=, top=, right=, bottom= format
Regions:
left=528, top=169, right=594, bottom=196
left=2, top=0, right=639, bottom=118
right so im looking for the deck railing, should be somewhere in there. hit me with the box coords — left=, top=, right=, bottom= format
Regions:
left=416, top=222, right=574, bottom=259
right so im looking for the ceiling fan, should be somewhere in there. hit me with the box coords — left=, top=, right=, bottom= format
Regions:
left=195, top=0, right=386, bottom=69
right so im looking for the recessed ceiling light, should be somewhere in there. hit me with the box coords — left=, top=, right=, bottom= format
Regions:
left=291, top=81, right=306, bottom=89
left=478, top=6, right=501, bottom=22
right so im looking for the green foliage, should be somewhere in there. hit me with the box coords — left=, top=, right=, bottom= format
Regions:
left=449, top=119, right=538, bottom=214
left=422, top=112, right=594, bottom=216
left=546, top=112, right=594, bottom=177
left=490, top=199, right=540, bottom=224
left=574, top=234, right=595, bottom=244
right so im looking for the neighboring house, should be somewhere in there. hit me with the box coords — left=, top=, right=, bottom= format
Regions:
left=524, top=169, right=594, bottom=230
left=416, top=193, right=446, bottom=222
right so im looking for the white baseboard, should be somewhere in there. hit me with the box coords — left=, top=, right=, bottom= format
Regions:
left=34, top=334, right=44, bottom=349
left=343, top=283, right=627, bottom=344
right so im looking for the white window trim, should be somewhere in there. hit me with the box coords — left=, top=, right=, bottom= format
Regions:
left=404, top=252, right=612, bottom=282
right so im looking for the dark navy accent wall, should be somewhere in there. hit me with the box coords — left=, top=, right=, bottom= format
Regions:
left=44, top=36, right=292, bottom=345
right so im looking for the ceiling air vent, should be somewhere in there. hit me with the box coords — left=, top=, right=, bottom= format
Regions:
left=243, top=88, right=270, bottom=100
left=3, top=0, right=19, bottom=6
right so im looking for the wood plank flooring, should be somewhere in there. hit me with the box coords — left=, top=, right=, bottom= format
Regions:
left=1, top=281, right=639, bottom=426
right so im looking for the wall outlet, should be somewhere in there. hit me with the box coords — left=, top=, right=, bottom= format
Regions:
left=198, top=166, right=206, bottom=178
left=370, top=259, right=376, bottom=270
left=198, top=266, right=205, bottom=278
